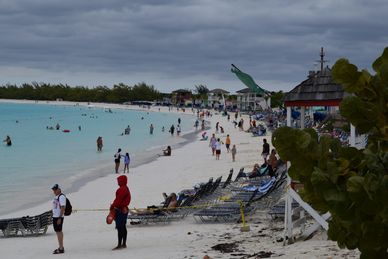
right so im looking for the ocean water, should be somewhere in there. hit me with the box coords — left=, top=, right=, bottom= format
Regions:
left=0, top=102, right=195, bottom=216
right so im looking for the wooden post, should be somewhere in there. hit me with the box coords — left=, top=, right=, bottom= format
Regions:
left=287, top=107, right=292, bottom=127
left=350, top=124, right=356, bottom=147
left=300, top=106, right=305, bottom=129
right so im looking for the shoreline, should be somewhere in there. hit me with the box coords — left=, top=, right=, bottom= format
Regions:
left=0, top=99, right=200, bottom=218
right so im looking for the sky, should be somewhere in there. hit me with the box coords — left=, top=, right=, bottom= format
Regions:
left=0, top=0, right=387, bottom=93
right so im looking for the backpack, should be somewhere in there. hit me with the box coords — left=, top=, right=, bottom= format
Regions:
left=58, top=194, right=72, bottom=216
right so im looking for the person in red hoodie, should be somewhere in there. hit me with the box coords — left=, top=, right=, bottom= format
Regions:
left=110, top=175, right=131, bottom=250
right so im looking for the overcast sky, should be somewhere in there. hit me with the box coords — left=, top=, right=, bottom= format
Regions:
left=0, top=0, right=387, bottom=93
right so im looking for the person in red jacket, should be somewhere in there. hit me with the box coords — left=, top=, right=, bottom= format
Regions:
left=110, top=175, right=131, bottom=250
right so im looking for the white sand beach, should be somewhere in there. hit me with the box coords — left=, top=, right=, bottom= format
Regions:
left=0, top=101, right=360, bottom=259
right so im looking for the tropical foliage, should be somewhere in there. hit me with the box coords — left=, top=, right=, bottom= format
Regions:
left=0, top=82, right=162, bottom=103
left=269, top=91, right=285, bottom=108
left=272, top=48, right=388, bottom=258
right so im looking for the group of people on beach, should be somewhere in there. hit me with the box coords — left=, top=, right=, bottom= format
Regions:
left=51, top=174, right=132, bottom=253
left=114, top=148, right=131, bottom=174
left=208, top=132, right=236, bottom=162
left=241, top=138, right=279, bottom=179
left=46, top=107, right=282, bottom=255
left=167, top=118, right=182, bottom=136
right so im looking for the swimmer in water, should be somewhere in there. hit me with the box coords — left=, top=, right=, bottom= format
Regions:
left=150, top=124, right=154, bottom=135
left=3, top=135, right=12, bottom=146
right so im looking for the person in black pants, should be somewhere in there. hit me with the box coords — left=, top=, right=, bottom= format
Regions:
left=261, top=138, right=270, bottom=163
left=110, top=175, right=131, bottom=250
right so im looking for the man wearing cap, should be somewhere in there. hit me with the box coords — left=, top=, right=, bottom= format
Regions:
left=52, top=184, right=66, bottom=254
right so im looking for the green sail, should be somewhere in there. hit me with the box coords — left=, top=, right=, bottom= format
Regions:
left=231, top=64, right=268, bottom=95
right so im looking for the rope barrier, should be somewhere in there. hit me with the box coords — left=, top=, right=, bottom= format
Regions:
left=72, top=198, right=249, bottom=213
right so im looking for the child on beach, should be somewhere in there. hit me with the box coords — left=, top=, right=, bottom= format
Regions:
left=225, top=134, right=231, bottom=152
left=123, top=153, right=130, bottom=173
left=176, top=124, right=181, bottom=136
left=231, top=145, right=237, bottom=162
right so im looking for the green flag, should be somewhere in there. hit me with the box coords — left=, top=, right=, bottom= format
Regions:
left=231, top=64, right=268, bottom=96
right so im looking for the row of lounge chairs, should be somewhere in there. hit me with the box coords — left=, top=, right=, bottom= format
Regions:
left=127, top=170, right=236, bottom=225
left=128, top=163, right=287, bottom=225
left=193, top=165, right=287, bottom=223
left=0, top=211, right=52, bottom=237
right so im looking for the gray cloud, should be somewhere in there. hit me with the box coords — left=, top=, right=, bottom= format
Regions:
left=0, top=0, right=387, bottom=92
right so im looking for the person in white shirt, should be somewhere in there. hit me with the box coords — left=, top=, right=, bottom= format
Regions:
left=52, top=184, right=66, bottom=254
left=215, top=138, right=223, bottom=160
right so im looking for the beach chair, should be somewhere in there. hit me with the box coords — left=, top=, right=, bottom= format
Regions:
left=203, top=177, right=214, bottom=195
left=22, top=211, right=53, bottom=236
left=234, top=168, right=245, bottom=182
left=209, top=176, right=222, bottom=194
left=222, top=169, right=233, bottom=188
left=192, top=178, right=213, bottom=202
left=0, top=219, right=11, bottom=236
left=5, top=219, right=26, bottom=237
left=128, top=195, right=196, bottom=225
left=193, top=201, right=255, bottom=223
left=192, top=189, right=259, bottom=223
left=269, top=200, right=300, bottom=219
left=0, top=219, right=9, bottom=235
left=0, top=210, right=53, bottom=237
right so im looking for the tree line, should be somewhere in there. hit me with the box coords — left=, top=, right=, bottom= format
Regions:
left=0, top=82, right=163, bottom=103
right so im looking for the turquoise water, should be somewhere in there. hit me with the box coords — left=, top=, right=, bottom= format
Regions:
left=0, top=102, right=195, bottom=215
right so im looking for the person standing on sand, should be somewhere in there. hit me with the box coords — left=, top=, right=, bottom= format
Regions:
left=201, top=120, right=205, bottom=130
left=215, top=138, right=222, bottom=160
left=225, top=134, right=231, bottom=153
left=51, top=184, right=66, bottom=254
left=209, top=134, right=217, bottom=156
left=176, top=124, right=181, bottom=136
left=262, top=139, right=270, bottom=163
left=110, top=175, right=131, bottom=250
left=231, top=145, right=237, bottom=162
left=114, top=149, right=122, bottom=174
left=97, top=136, right=103, bottom=151
left=123, top=153, right=130, bottom=173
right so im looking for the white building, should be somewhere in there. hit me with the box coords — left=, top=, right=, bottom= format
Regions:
left=236, top=88, right=270, bottom=111
left=207, top=88, right=230, bottom=109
